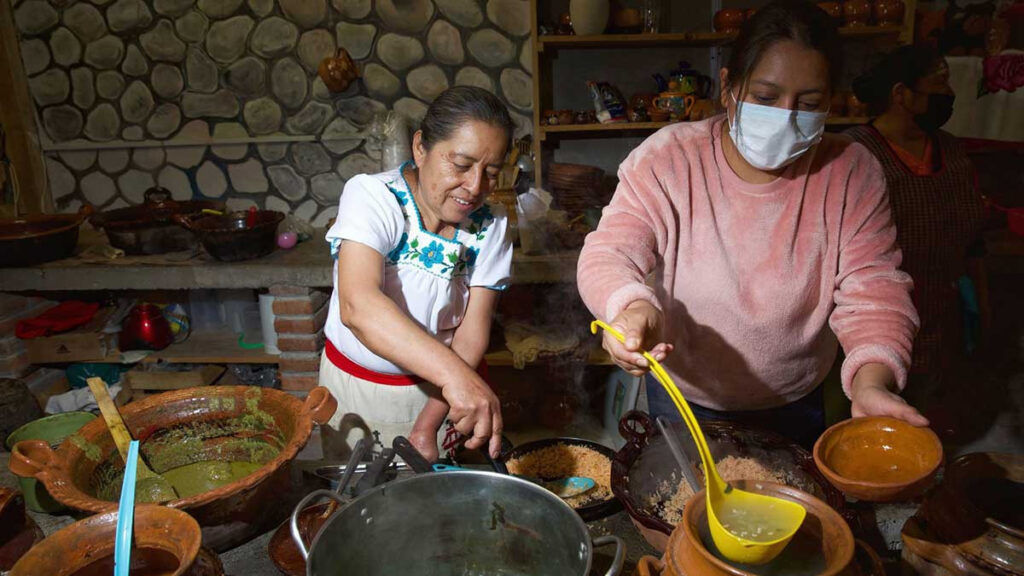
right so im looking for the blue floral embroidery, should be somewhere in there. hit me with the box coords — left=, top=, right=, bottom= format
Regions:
left=463, top=247, right=478, bottom=267
left=453, top=246, right=478, bottom=275
left=379, top=167, right=483, bottom=279
left=386, top=233, right=408, bottom=263
left=465, top=204, right=494, bottom=241
left=420, top=241, right=445, bottom=268
left=469, top=204, right=492, bottom=225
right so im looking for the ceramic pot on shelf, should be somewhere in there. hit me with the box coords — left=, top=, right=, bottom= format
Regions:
left=874, top=0, right=905, bottom=25
left=847, top=92, right=869, bottom=117
left=713, top=8, right=745, bottom=32
left=817, top=1, right=842, bottom=22
left=653, top=92, right=696, bottom=122
left=843, top=0, right=873, bottom=27
left=570, top=0, right=610, bottom=35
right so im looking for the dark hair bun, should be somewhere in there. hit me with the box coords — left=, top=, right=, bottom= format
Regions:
left=852, top=44, right=943, bottom=116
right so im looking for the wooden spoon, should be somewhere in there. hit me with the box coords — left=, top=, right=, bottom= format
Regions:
left=86, top=378, right=178, bottom=503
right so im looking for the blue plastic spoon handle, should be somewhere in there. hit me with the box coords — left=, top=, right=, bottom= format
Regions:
left=115, top=440, right=139, bottom=576
left=431, top=463, right=467, bottom=472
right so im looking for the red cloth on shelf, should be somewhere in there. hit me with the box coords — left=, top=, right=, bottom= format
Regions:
left=16, top=301, right=101, bottom=339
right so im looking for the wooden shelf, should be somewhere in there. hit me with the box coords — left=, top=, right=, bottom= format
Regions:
left=536, top=26, right=902, bottom=50
left=537, top=31, right=736, bottom=50
left=139, top=330, right=278, bottom=364
left=837, top=25, right=904, bottom=37
left=485, top=347, right=613, bottom=366
left=539, top=117, right=867, bottom=137
left=541, top=121, right=673, bottom=134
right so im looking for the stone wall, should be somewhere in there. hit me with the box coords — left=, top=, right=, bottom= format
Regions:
left=12, top=0, right=533, bottom=223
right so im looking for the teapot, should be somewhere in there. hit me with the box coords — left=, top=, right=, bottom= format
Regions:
left=673, top=61, right=713, bottom=99
left=318, top=48, right=359, bottom=93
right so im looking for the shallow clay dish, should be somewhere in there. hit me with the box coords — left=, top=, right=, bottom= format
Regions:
left=9, top=386, right=337, bottom=552
left=813, top=416, right=942, bottom=502
left=10, top=505, right=203, bottom=576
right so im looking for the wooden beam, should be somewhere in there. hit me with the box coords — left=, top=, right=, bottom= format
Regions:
left=0, top=0, right=50, bottom=217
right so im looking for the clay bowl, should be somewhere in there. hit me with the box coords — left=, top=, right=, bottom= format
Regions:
left=0, top=488, right=43, bottom=571
left=9, top=504, right=217, bottom=576
left=908, top=452, right=1024, bottom=574
left=269, top=502, right=335, bottom=576
left=842, top=0, right=872, bottom=27
left=813, top=416, right=942, bottom=502
left=0, top=206, right=92, bottom=267
left=644, top=480, right=855, bottom=576
left=9, top=386, right=337, bottom=552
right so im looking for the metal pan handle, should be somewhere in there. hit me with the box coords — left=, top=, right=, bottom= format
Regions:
left=289, top=489, right=345, bottom=561
left=592, top=535, right=626, bottom=576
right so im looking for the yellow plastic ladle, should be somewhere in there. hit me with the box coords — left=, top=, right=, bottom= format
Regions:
left=591, top=321, right=806, bottom=565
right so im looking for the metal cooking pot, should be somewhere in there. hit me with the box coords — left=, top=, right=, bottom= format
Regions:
left=292, top=470, right=625, bottom=576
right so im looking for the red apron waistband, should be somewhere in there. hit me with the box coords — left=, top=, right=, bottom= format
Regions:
left=324, top=339, right=489, bottom=386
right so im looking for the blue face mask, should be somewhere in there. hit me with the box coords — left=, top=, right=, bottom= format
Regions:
left=728, top=92, right=828, bottom=171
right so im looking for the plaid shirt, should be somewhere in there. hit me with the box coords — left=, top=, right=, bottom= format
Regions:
left=845, top=125, right=984, bottom=374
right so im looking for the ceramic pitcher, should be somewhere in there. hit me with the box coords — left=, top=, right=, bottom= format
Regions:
left=570, top=0, right=610, bottom=35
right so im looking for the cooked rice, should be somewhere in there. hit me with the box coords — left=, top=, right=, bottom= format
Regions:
left=651, top=456, right=789, bottom=525
left=507, top=444, right=612, bottom=507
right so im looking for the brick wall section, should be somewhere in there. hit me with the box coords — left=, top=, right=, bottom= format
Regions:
left=271, top=286, right=329, bottom=391
left=0, top=293, right=55, bottom=379
left=272, top=290, right=329, bottom=316
left=277, top=329, right=324, bottom=353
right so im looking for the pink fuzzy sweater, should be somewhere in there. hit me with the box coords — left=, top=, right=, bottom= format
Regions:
left=577, top=115, right=919, bottom=411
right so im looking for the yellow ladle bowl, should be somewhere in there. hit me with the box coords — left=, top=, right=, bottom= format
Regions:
left=591, top=321, right=806, bottom=565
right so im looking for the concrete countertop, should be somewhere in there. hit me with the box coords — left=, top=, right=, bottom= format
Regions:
left=0, top=227, right=579, bottom=292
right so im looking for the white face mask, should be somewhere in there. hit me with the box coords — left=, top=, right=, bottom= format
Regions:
left=728, top=91, right=827, bottom=171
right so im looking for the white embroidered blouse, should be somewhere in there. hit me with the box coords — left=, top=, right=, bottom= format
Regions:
left=323, top=164, right=512, bottom=375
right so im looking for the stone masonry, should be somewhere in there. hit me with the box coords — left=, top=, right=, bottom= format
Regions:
left=14, top=0, right=534, bottom=223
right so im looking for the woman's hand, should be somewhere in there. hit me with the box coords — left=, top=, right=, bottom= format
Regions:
left=602, top=300, right=674, bottom=376
left=407, top=428, right=440, bottom=463
left=850, top=363, right=929, bottom=426
left=440, top=370, right=503, bottom=458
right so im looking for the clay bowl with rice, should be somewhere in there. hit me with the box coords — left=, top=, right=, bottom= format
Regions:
left=9, top=386, right=336, bottom=552
left=612, top=411, right=846, bottom=553
left=813, top=416, right=942, bottom=502
left=503, top=437, right=622, bottom=521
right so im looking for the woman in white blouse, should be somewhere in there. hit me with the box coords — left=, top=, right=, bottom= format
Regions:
left=322, top=87, right=514, bottom=461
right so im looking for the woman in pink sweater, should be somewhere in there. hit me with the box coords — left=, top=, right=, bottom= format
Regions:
left=578, top=0, right=928, bottom=448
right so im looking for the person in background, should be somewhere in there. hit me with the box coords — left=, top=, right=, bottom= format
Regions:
left=321, top=87, right=513, bottom=461
left=846, top=46, right=987, bottom=417
left=577, top=0, right=927, bottom=450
